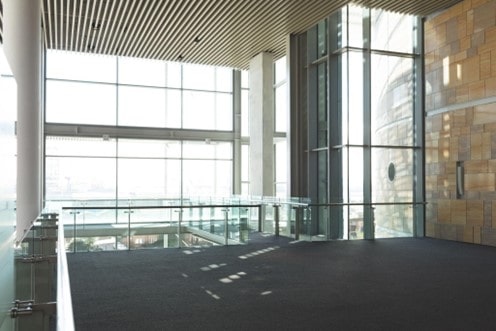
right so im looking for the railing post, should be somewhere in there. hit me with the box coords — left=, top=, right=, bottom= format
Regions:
left=274, top=204, right=280, bottom=237
left=69, top=211, right=80, bottom=253
left=223, top=208, right=229, bottom=246
left=124, top=208, right=134, bottom=251
left=177, top=208, right=183, bottom=248
left=258, top=204, right=263, bottom=232
left=294, top=207, right=301, bottom=240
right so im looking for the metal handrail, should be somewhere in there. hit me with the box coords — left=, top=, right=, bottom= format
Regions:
left=61, top=204, right=263, bottom=210
left=308, top=202, right=427, bottom=207
left=56, top=214, right=75, bottom=331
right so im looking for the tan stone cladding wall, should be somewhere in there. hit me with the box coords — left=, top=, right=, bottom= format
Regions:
left=425, top=0, right=496, bottom=246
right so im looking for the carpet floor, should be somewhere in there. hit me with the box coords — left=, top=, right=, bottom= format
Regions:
left=68, top=234, right=496, bottom=330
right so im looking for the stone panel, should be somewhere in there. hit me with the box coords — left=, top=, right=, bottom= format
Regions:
left=451, top=200, right=467, bottom=224
left=467, top=200, right=483, bottom=225
left=426, top=0, right=496, bottom=247
left=465, top=173, right=495, bottom=191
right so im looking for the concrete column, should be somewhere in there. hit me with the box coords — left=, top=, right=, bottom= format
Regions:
left=3, top=0, right=42, bottom=242
left=249, top=52, right=274, bottom=197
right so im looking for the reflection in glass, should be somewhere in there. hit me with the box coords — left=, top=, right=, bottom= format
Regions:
left=371, top=9, right=415, bottom=53
left=371, top=55, right=414, bottom=146
left=348, top=205, right=364, bottom=239
left=317, top=20, right=327, bottom=57
left=371, top=148, right=413, bottom=203
left=318, top=63, right=327, bottom=148
left=374, top=204, right=413, bottom=238
left=46, top=80, right=116, bottom=125
left=118, top=86, right=166, bottom=127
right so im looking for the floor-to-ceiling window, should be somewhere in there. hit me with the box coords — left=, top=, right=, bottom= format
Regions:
left=274, top=56, right=288, bottom=197
left=44, top=51, right=235, bottom=201
left=300, top=5, right=423, bottom=239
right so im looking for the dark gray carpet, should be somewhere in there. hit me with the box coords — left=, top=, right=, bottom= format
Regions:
left=68, top=235, right=496, bottom=330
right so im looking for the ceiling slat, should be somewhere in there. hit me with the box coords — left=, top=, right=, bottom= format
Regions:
left=28, top=0, right=462, bottom=68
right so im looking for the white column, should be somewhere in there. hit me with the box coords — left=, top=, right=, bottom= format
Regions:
left=249, top=52, right=274, bottom=197
left=3, top=0, right=42, bottom=242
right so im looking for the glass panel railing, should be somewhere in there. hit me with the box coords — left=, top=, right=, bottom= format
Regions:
left=11, top=211, right=74, bottom=331
left=0, top=201, right=15, bottom=331
left=57, top=200, right=270, bottom=252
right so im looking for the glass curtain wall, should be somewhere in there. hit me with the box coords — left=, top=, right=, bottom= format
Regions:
left=305, top=5, right=422, bottom=239
left=274, top=56, right=288, bottom=197
left=45, top=51, right=234, bottom=203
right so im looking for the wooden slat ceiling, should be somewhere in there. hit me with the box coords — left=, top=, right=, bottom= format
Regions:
left=1, top=0, right=462, bottom=69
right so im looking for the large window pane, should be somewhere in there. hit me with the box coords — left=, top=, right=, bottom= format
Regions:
left=241, top=89, right=249, bottom=137
left=241, top=145, right=249, bottom=182
left=347, top=6, right=365, bottom=48
left=166, top=89, right=182, bottom=128
left=45, top=157, right=116, bottom=199
left=275, top=140, right=287, bottom=197
left=118, top=57, right=166, bottom=87
left=241, top=70, right=249, bottom=89
left=371, top=55, right=414, bottom=146
left=275, top=140, right=287, bottom=183
left=275, top=57, right=287, bottom=85
left=118, top=86, right=166, bottom=127
left=183, top=160, right=232, bottom=197
left=371, top=148, right=413, bottom=203
left=183, top=141, right=232, bottom=159
left=371, top=9, right=415, bottom=53
left=374, top=205, right=413, bottom=238
left=275, top=84, right=287, bottom=133
left=317, top=20, right=327, bottom=57
left=118, top=139, right=181, bottom=158
left=46, top=50, right=116, bottom=83
left=46, top=80, right=116, bottom=125
left=348, top=147, right=363, bottom=203
left=46, top=136, right=116, bottom=157
left=183, top=91, right=232, bottom=130
left=216, top=67, right=233, bottom=92
left=348, top=52, right=363, bottom=145
left=183, top=90, right=214, bottom=129
left=166, top=62, right=181, bottom=88
left=118, top=159, right=180, bottom=199
left=317, top=63, right=327, bottom=148
left=183, top=64, right=215, bottom=91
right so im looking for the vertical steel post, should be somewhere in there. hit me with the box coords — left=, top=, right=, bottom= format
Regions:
left=223, top=209, right=229, bottom=246
left=295, top=207, right=301, bottom=240
left=274, top=204, right=280, bottom=236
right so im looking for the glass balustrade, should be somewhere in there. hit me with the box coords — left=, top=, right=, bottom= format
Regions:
left=45, top=196, right=421, bottom=251
left=45, top=196, right=312, bottom=252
